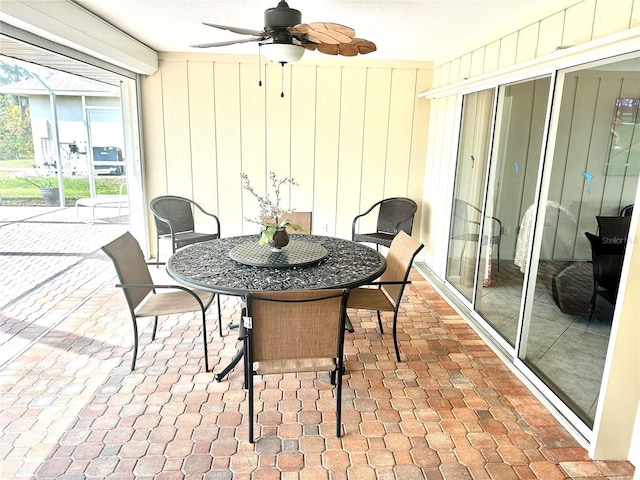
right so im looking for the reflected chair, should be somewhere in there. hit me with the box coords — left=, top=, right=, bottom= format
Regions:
left=150, top=195, right=220, bottom=265
left=347, top=231, right=424, bottom=362
left=451, top=199, right=503, bottom=271
left=585, top=215, right=630, bottom=319
left=243, top=289, right=350, bottom=443
left=102, top=232, right=221, bottom=371
left=352, top=197, right=417, bottom=249
left=620, top=204, right=633, bottom=217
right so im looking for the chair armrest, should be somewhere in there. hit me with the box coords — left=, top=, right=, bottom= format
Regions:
left=352, top=201, right=383, bottom=236
left=116, top=283, right=208, bottom=308
left=192, top=203, right=221, bottom=236
left=366, top=280, right=412, bottom=286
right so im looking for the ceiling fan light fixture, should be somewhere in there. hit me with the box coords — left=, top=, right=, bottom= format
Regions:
left=261, top=43, right=304, bottom=64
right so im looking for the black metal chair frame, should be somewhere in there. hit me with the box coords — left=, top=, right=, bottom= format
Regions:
left=150, top=195, right=221, bottom=265
left=352, top=197, right=417, bottom=250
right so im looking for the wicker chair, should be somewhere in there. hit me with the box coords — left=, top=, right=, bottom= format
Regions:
left=243, top=289, right=349, bottom=443
left=102, top=232, right=220, bottom=371
left=150, top=195, right=220, bottom=265
left=352, top=197, right=417, bottom=249
left=347, top=231, right=424, bottom=362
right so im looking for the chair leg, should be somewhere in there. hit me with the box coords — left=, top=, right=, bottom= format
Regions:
left=131, top=318, right=139, bottom=371
left=248, top=371, right=255, bottom=443
left=392, top=310, right=401, bottom=362
left=152, top=316, right=159, bottom=340
left=377, top=311, right=384, bottom=334
left=201, top=311, right=209, bottom=372
left=156, top=235, right=160, bottom=267
left=336, top=364, right=343, bottom=438
left=217, top=295, right=223, bottom=337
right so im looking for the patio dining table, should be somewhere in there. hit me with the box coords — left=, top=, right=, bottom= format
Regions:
left=166, top=234, right=386, bottom=380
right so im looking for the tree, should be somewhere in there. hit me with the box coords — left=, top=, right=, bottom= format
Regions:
left=0, top=61, right=33, bottom=160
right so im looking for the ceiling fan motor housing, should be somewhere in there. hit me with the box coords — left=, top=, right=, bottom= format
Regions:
left=265, top=1, right=302, bottom=29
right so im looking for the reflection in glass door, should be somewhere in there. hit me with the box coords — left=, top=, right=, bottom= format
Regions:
left=474, top=77, right=551, bottom=347
left=521, top=59, right=639, bottom=427
left=446, top=89, right=495, bottom=301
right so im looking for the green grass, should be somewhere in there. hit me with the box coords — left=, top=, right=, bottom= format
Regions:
left=0, top=158, right=35, bottom=169
left=0, top=175, right=125, bottom=205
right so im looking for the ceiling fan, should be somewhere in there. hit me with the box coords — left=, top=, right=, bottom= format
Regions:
left=191, top=1, right=376, bottom=64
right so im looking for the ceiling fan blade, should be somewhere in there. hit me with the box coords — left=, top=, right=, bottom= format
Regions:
left=202, top=22, right=266, bottom=37
left=191, top=37, right=264, bottom=48
left=313, top=38, right=377, bottom=57
left=289, top=23, right=355, bottom=45
left=350, top=38, right=377, bottom=55
left=316, top=43, right=339, bottom=56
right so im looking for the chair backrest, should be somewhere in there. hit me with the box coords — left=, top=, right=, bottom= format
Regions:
left=102, top=232, right=154, bottom=311
left=376, top=198, right=418, bottom=235
left=379, top=230, right=424, bottom=305
left=246, top=289, right=348, bottom=365
left=150, top=196, right=196, bottom=236
left=620, top=204, right=633, bottom=217
left=596, top=216, right=631, bottom=247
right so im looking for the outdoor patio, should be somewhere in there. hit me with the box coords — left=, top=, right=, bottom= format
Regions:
left=0, top=206, right=635, bottom=479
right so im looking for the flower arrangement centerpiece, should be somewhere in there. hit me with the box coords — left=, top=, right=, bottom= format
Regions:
left=241, top=171, right=302, bottom=249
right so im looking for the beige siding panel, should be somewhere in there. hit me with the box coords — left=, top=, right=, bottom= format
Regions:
left=385, top=69, right=417, bottom=197
left=593, top=0, right=633, bottom=39
left=452, top=57, right=465, bottom=83
left=313, top=66, right=342, bottom=236
left=161, top=60, right=193, bottom=197
left=498, top=32, right=518, bottom=69
left=470, top=47, right=485, bottom=78
left=290, top=65, right=317, bottom=218
left=239, top=62, right=266, bottom=234
left=421, top=94, right=459, bottom=272
left=360, top=68, right=392, bottom=222
left=632, top=0, right=640, bottom=26
left=516, top=23, right=539, bottom=63
left=141, top=67, right=166, bottom=252
left=336, top=66, right=366, bottom=239
left=563, top=0, right=596, bottom=47
left=439, top=62, right=450, bottom=87
left=265, top=63, right=292, bottom=182
left=408, top=68, right=432, bottom=238
left=459, top=53, right=472, bottom=81
left=213, top=62, right=243, bottom=236
left=537, top=11, right=565, bottom=57
left=484, top=41, right=500, bottom=74
left=187, top=61, right=219, bottom=222
left=432, top=65, right=443, bottom=89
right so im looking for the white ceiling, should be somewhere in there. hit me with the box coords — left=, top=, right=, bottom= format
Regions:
left=73, top=0, right=580, bottom=63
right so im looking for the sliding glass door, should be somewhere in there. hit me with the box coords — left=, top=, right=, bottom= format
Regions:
left=475, top=77, right=551, bottom=347
left=446, top=89, right=495, bottom=301
left=444, top=53, right=639, bottom=430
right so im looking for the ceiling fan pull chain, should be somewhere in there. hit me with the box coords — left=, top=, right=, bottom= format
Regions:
left=258, top=45, right=263, bottom=87
left=280, top=62, right=285, bottom=98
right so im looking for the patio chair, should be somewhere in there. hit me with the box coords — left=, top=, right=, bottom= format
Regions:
left=102, top=231, right=221, bottom=372
left=451, top=199, right=503, bottom=271
left=352, top=197, right=417, bottom=250
left=150, top=195, right=221, bottom=265
left=347, top=230, right=424, bottom=362
left=243, top=289, right=350, bottom=442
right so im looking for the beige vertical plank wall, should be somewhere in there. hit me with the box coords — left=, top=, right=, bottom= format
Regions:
left=141, top=54, right=431, bottom=247
left=420, top=0, right=639, bottom=462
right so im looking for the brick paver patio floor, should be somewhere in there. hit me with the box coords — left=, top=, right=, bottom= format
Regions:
left=0, top=207, right=635, bottom=479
